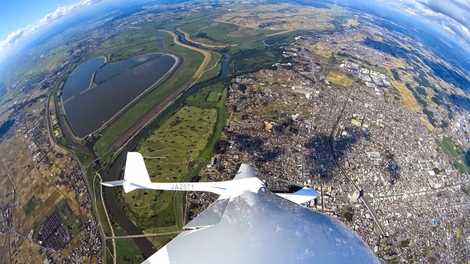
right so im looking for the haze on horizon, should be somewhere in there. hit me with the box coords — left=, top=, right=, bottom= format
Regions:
left=0, top=0, right=469, bottom=57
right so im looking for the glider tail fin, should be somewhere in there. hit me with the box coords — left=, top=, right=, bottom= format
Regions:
left=102, top=152, right=152, bottom=193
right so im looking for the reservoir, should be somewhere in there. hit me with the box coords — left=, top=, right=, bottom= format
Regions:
left=62, top=53, right=177, bottom=137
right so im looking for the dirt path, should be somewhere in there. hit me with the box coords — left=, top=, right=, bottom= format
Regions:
left=266, top=30, right=292, bottom=37
left=160, top=30, right=211, bottom=80
left=105, top=230, right=181, bottom=240
left=176, top=28, right=233, bottom=49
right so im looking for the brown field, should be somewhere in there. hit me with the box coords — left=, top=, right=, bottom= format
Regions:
left=308, top=42, right=333, bottom=59
left=0, top=120, right=89, bottom=262
left=9, top=238, right=43, bottom=263
left=391, top=80, right=420, bottom=112
left=216, top=3, right=343, bottom=33
left=327, top=71, right=354, bottom=87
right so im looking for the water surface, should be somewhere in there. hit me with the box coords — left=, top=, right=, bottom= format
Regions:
left=62, top=58, right=106, bottom=100
left=63, top=53, right=176, bottom=137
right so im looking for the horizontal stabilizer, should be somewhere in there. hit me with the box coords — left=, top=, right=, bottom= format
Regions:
left=276, top=187, right=319, bottom=205
left=101, top=180, right=124, bottom=187
left=233, top=164, right=257, bottom=180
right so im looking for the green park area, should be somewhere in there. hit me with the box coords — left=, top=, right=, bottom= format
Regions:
left=120, top=81, right=226, bottom=248
left=23, top=195, right=41, bottom=216
left=123, top=105, right=218, bottom=229
left=114, top=239, right=145, bottom=263
left=439, top=137, right=470, bottom=174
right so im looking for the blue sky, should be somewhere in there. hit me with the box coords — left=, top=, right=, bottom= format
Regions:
left=0, top=0, right=468, bottom=64
left=0, top=0, right=78, bottom=40
left=0, top=0, right=103, bottom=56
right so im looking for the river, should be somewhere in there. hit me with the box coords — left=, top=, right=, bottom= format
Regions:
left=101, top=40, right=231, bottom=257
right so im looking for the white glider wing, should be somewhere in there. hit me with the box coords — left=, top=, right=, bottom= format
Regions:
left=143, top=190, right=379, bottom=264
left=183, top=198, right=229, bottom=230
left=101, top=152, right=379, bottom=264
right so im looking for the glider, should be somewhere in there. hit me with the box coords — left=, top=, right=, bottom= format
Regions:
left=102, top=152, right=379, bottom=264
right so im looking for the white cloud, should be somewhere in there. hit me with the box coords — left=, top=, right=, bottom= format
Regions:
left=382, top=0, right=470, bottom=48
left=2, top=29, right=26, bottom=46
left=0, top=0, right=102, bottom=50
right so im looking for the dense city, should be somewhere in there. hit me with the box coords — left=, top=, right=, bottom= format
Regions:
left=193, top=24, right=470, bottom=263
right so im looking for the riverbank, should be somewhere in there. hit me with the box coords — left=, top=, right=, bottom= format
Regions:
left=98, top=53, right=230, bottom=260
left=94, top=30, right=214, bottom=161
